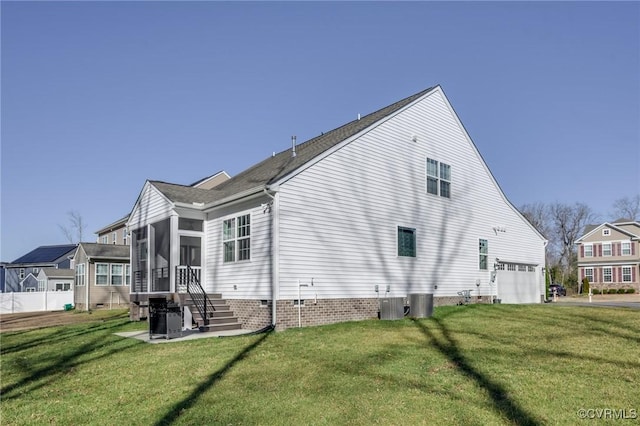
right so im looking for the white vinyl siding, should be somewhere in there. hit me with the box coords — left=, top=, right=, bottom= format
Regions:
left=204, top=198, right=272, bottom=298
left=275, top=89, right=545, bottom=300
left=128, top=183, right=174, bottom=229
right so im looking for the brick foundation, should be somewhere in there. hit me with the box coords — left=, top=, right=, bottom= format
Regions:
left=226, top=299, right=272, bottom=330
left=275, top=298, right=380, bottom=331
left=129, top=295, right=496, bottom=330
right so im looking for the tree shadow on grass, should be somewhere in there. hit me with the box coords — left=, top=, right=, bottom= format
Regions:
left=1, top=321, right=142, bottom=399
left=153, top=330, right=272, bottom=426
left=410, top=317, right=542, bottom=426
left=1, top=314, right=132, bottom=356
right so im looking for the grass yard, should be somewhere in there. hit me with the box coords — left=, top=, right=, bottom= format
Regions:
left=1, top=305, right=639, bottom=425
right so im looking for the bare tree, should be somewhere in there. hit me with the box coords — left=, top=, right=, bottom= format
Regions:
left=59, top=210, right=86, bottom=243
left=548, top=202, right=596, bottom=291
left=611, top=195, right=640, bottom=221
left=519, top=202, right=550, bottom=238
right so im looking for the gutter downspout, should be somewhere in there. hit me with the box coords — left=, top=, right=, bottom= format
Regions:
left=263, top=188, right=278, bottom=328
left=86, top=256, right=90, bottom=312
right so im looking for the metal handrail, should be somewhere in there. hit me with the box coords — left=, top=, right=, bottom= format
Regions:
left=183, top=265, right=215, bottom=325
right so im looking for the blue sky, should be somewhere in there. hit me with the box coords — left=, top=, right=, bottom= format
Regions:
left=1, top=1, right=639, bottom=262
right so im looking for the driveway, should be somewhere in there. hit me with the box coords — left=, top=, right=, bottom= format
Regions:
left=552, top=294, right=640, bottom=310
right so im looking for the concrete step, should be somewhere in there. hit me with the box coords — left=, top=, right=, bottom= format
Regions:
left=193, top=314, right=238, bottom=324
left=199, top=322, right=243, bottom=333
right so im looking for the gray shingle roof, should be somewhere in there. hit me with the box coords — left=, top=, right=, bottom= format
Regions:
left=80, top=243, right=129, bottom=259
left=41, top=268, right=74, bottom=278
left=152, top=86, right=436, bottom=206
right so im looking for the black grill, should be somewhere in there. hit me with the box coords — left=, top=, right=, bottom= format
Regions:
left=149, top=298, right=182, bottom=339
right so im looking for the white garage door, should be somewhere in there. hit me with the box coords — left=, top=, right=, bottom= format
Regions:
left=496, top=263, right=541, bottom=304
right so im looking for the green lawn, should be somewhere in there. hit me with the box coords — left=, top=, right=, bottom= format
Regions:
left=2, top=305, right=639, bottom=425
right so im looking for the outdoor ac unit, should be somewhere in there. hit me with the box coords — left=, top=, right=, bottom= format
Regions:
left=408, top=293, right=434, bottom=318
left=379, top=297, right=405, bottom=320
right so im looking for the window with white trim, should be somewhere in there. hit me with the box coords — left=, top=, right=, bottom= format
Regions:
left=223, top=214, right=251, bottom=263
left=426, top=158, right=451, bottom=198
left=56, top=283, right=71, bottom=291
left=622, top=266, right=632, bottom=282
left=19, top=268, right=25, bottom=279
left=112, top=232, right=117, bottom=244
left=75, top=264, right=85, bottom=286
left=96, top=263, right=109, bottom=285
left=584, top=268, right=594, bottom=283
left=507, top=264, right=517, bottom=272
left=603, top=243, right=612, bottom=256
left=110, top=264, right=124, bottom=285
left=603, top=267, right=612, bottom=283
left=602, top=229, right=611, bottom=236
left=621, top=242, right=631, bottom=256
left=479, top=239, right=488, bottom=270
left=125, top=264, right=131, bottom=285
left=38, top=279, right=46, bottom=292
left=397, top=227, right=416, bottom=257
left=583, top=244, right=593, bottom=257
left=101, top=236, right=108, bottom=244
left=33, top=268, right=40, bottom=275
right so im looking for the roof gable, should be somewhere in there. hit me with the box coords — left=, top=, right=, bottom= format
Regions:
left=11, top=244, right=77, bottom=264
left=78, top=243, right=130, bottom=259
left=95, top=215, right=130, bottom=235
left=144, top=86, right=437, bottom=207
left=576, top=222, right=640, bottom=243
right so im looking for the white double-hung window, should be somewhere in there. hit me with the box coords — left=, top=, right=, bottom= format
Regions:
left=223, top=214, right=251, bottom=263
left=426, top=158, right=451, bottom=198
left=96, top=263, right=109, bottom=285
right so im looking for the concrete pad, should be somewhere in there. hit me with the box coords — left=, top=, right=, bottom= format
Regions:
left=115, top=328, right=257, bottom=344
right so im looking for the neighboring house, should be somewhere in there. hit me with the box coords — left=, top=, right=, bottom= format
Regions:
left=96, top=215, right=130, bottom=245
left=127, top=85, right=547, bottom=331
left=4, top=244, right=77, bottom=292
left=190, top=170, right=230, bottom=190
left=73, top=243, right=130, bottom=310
left=576, top=219, right=640, bottom=292
left=36, top=268, right=75, bottom=292
left=0, top=263, right=7, bottom=292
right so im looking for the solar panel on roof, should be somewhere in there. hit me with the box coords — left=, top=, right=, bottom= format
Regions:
left=11, top=245, right=77, bottom=264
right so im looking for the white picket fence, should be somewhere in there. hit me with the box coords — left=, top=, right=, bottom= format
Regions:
left=0, top=291, right=74, bottom=314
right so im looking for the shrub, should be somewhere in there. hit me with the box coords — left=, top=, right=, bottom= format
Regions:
left=608, top=289, right=618, bottom=294
left=617, top=288, right=627, bottom=294
left=625, top=288, right=636, bottom=294
left=591, top=288, right=601, bottom=295
left=582, top=277, right=590, bottom=294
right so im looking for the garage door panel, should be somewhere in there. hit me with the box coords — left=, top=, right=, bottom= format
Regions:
left=497, top=270, right=539, bottom=304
